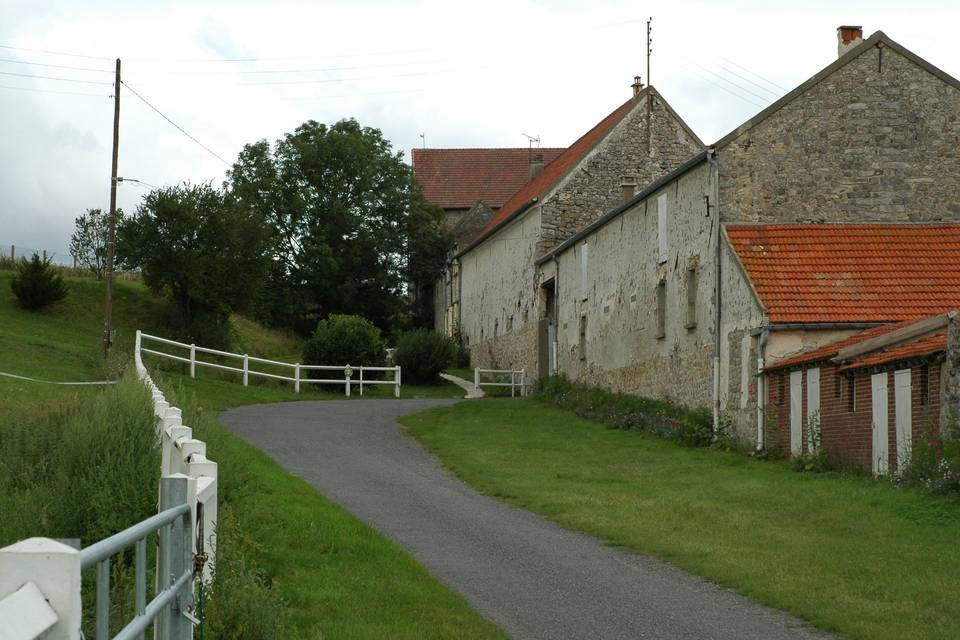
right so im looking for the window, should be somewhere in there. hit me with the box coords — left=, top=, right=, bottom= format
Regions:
left=847, top=376, right=856, bottom=412
left=657, top=193, right=668, bottom=264
left=580, top=243, right=589, bottom=300
left=920, top=364, right=930, bottom=405
left=685, top=267, right=697, bottom=329
left=579, top=314, right=588, bottom=360
left=655, top=279, right=666, bottom=339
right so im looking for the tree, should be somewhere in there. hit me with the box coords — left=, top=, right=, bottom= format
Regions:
left=228, top=118, right=451, bottom=335
left=117, top=183, right=270, bottom=348
left=10, top=254, right=68, bottom=310
left=69, top=207, right=124, bottom=279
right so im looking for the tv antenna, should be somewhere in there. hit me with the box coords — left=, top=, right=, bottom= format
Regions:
left=646, top=17, right=653, bottom=87
left=419, top=133, right=426, bottom=148
left=522, top=133, right=540, bottom=163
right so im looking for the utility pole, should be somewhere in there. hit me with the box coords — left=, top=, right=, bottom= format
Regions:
left=646, top=17, right=652, bottom=87
left=646, top=17, right=653, bottom=155
left=103, top=58, right=120, bottom=354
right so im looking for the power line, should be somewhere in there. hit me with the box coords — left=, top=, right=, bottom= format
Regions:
left=0, top=56, right=113, bottom=73
left=720, top=56, right=790, bottom=92
left=683, top=65, right=768, bottom=109
left=117, top=177, right=158, bottom=189
left=694, top=65, right=774, bottom=105
left=717, top=65, right=782, bottom=99
left=120, top=80, right=232, bottom=166
left=0, top=69, right=113, bottom=85
left=0, top=82, right=109, bottom=97
left=0, top=43, right=113, bottom=61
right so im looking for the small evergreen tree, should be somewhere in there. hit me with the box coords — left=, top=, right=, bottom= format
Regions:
left=303, top=315, right=385, bottom=374
left=394, top=330, right=457, bottom=384
left=10, top=254, right=68, bottom=310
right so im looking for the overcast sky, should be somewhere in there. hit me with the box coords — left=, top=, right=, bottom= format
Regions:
left=2, top=0, right=959, bottom=262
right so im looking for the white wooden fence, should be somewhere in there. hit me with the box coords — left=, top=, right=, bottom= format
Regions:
left=0, top=331, right=218, bottom=640
left=138, top=332, right=401, bottom=397
left=474, top=367, right=527, bottom=397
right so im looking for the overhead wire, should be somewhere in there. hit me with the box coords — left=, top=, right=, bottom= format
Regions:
left=0, top=57, right=113, bottom=73
left=120, top=80, right=232, bottom=167
left=0, top=82, right=109, bottom=97
left=0, top=43, right=113, bottom=61
left=0, top=69, right=112, bottom=85
left=720, top=56, right=790, bottom=92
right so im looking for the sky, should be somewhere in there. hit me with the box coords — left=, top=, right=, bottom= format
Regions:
left=2, top=0, right=960, bottom=262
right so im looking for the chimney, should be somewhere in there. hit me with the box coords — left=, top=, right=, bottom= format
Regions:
left=837, top=25, right=863, bottom=57
left=631, top=75, right=644, bottom=97
left=529, top=153, right=545, bottom=181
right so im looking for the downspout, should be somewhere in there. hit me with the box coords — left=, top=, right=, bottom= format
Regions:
left=455, top=256, right=462, bottom=340
left=707, top=147, right=721, bottom=433
left=553, top=254, right=560, bottom=376
left=756, top=328, right=770, bottom=451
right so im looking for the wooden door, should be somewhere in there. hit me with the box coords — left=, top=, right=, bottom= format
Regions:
left=790, top=370, right=803, bottom=456
left=894, top=369, right=912, bottom=473
left=806, top=367, right=820, bottom=453
left=871, top=372, right=889, bottom=476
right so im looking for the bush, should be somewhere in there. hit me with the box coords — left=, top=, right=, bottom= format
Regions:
left=10, top=254, right=68, bottom=310
left=895, top=433, right=960, bottom=493
left=394, top=329, right=457, bottom=384
left=536, top=374, right=715, bottom=447
left=303, top=314, right=385, bottom=374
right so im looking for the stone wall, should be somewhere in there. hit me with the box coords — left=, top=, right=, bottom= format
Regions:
left=942, top=314, right=960, bottom=438
left=720, top=43, right=960, bottom=223
left=552, top=163, right=717, bottom=411
left=540, top=90, right=703, bottom=252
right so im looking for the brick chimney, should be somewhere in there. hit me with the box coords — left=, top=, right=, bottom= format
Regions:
left=837, top=25, right=863, bottom=57
left=631, top=75, right=644, bottom=97
left=529, top=153, right=544, bottom=181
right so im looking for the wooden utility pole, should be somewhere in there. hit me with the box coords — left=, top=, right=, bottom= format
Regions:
left=103, top=58, right=120, bottom=353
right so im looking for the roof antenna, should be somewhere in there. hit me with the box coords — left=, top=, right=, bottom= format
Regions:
left=522, top=132, right=540, bottom=163
left=646, top=17, right=653, bottom=87
left=419, top=133, right=426, bottom=149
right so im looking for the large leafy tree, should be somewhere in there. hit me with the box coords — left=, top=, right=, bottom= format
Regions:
left=117, top=183, right=270, bottom=347
left=228, top=118, right=450, bottom=334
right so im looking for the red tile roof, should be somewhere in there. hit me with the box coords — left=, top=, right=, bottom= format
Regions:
left=412, top=148, right=565, bottom=210
left=726, top=224, right=960, bottom=323
left=764, top=314, right=952, bottom=372
left=463, top=92, right=645, bottom=252
left=839, top=331, right=947, bottom=372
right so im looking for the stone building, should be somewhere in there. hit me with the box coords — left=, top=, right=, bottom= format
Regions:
left=530, top=28, right=960, bottom=444
left=437, top=82, right=704, bottom=370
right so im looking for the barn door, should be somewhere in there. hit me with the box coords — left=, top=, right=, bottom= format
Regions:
left=894, top=369, right=912, bottom=473
left=871, top=372, right=889, bottom=476
left=806, top=367, right=820, bottom=453
left=790, top=370, right=803, bottom=456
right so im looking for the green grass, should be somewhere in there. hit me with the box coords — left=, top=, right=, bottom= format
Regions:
left=0, top=268, right=501, bottom=638
left=401, top=399, right=960, bottom=640
left=159, top=374, right=504, bottom=639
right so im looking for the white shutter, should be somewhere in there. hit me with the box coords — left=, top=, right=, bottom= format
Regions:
left=871, top=372, right=889, bottom=476
left=657, top=194, right=668, bottom=264
left=806, top=367, right=820, bottom=453
left=790, top=370, right=802, bottom=456
left=894, top=369, right=912, bottom=472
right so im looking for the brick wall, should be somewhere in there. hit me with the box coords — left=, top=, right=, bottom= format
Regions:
left=767, top=360, right=941, bottom=471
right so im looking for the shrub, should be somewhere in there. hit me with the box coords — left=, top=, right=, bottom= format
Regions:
left=895, top=433, right=960, bottom=493
left=394, top=329, right=457, bottom=384
left=303, top=314, right=385, bottom=374
left=10, top=254, right=68, bottom=310
left=536, top=374, right=715, bottom=447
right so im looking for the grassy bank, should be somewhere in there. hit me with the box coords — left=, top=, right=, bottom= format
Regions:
left=159, top=374, right=504, bottom=639
left=401, top=399, right=960, bottom=640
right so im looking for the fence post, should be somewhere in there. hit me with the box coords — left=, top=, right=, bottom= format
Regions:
left=0, top=538, right=82, bottom=640
left=157, top=475, right=193, bottom=640
left=394, top=366, right=401, bottom=398
left=359, top=367, right=364, bottom=397
left=474, top=368, right=480, bottom=391
left=295, top=364, right=300, bottom=394
left=189, top=344, right=196, bottom=378
left=135, top=329, right=142, bottom=356
left=345, top=365, right=351, bottom=397
left=511, top=370, right=516, bottom=398
left=242, top=354, right=249, bottom=387
left=521, top=369, right=527, bottom=397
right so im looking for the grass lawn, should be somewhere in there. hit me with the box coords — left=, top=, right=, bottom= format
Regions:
left=159, top=372, right=503, bottom=638
left=0, top=268, right=501, bottom=638
left=401, top=399, right=960, bottom=640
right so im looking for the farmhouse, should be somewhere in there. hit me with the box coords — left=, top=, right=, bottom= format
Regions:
left=435, top=81, right=704, bottom=370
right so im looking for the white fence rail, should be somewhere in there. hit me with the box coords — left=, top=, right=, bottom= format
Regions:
left=139, top=332, right=401, bottom=398
left=474, top=367, right=527, bottom=397
left=0, top=330, right=218, bottom=640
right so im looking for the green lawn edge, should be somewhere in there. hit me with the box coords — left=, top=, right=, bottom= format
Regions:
left=400, top=398, right=960, bottom=640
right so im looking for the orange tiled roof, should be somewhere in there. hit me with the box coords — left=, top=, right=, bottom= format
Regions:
left=839, top=331, right=947, bottom=372
left=764, top=314, right=952, bottom=373
left=411, top=148, right=565, bottom=210
left=726, top=224, right=960, bottom=323
left=464, top=93, right=644, bottom=252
